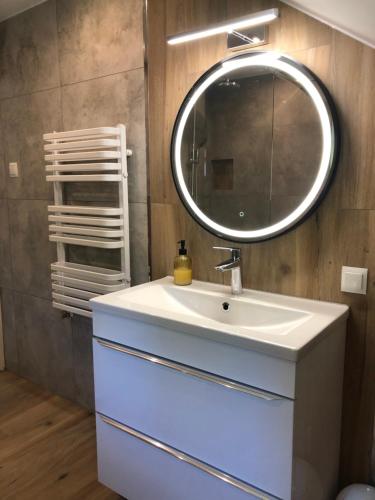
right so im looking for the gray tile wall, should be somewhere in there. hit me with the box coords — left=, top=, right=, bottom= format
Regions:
left=0, top=0, right=148, bottom=410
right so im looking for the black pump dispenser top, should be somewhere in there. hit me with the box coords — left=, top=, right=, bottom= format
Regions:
left=178, top=240, right=187, bottom=255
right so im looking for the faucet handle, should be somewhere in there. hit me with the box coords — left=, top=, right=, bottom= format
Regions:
left=213, top=246, right=241, bottom=259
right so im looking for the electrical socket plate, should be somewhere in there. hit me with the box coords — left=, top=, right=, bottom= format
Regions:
left=9, top=162, right=19, bottom=178
left=341, top=266, right=368, bottom=294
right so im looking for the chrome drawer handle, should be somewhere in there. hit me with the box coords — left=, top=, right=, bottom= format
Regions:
left=96, top=338, right=287, bottom=402
left=99, top=414, right=279, bottom=500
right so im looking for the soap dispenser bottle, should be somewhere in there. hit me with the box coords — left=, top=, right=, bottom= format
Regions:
left=174, top=240, right=192, bottom=286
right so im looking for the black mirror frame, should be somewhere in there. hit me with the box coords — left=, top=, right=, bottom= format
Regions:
left=170, top=51, right=340, bottom=243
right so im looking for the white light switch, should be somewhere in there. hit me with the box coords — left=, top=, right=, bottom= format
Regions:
left=9, top=162, right=19, bottom=177
left=341, top=266, right=368, bottom=294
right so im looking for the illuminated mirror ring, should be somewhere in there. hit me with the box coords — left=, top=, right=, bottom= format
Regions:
left=171, top=51, right=339, bottom=242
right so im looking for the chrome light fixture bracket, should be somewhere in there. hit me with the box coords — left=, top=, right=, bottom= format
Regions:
left=227, top=25, right=268, bottom=50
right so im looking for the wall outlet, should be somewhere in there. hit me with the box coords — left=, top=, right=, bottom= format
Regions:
left=341, top=266, right=368, bottom=294
left=9, top=162, right=19, bottom=178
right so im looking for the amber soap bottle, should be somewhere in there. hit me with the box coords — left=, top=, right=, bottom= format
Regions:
left=173, top=240, right=192, bottom=286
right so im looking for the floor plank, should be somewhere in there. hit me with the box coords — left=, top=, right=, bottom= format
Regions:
left=0, top=371, right=120, bottom=500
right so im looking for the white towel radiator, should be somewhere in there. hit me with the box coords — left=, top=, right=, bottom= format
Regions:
left=44, top=125, right=132, bottom=318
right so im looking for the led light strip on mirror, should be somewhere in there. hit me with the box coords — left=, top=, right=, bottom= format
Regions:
left=171, top=51, right=338, bottom=242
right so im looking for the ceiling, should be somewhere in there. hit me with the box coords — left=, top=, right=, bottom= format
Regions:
left=281, top=0, right=375, bottom=48
left=0, top=0, right=46, bottom=22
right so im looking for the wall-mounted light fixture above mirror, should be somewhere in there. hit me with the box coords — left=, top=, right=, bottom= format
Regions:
left=171, top=52, right=339, bottom=243
left=167, top=9, right=279, bottom=50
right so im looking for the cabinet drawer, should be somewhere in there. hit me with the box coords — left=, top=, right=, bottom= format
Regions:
left=96, top=413, right=279, bottom=500
left=93, top=338, right=293, bottom=499
left=93, top=313, right=296, bottom=398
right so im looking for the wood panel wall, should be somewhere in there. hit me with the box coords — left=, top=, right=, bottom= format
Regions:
left=146, top=0, right=375, bottom=486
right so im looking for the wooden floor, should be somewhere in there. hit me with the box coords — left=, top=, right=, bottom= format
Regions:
left=0, top=371, right=121, bottom=500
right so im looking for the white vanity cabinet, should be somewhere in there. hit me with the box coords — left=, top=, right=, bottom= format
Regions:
left=92, top=300, right=347, bottom=499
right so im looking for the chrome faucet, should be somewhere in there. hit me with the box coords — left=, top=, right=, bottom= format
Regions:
left=213, top=246, right=243, bottom=295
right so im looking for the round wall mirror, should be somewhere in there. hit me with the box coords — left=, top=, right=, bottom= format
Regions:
left=171, top=52, right=339, bottom=242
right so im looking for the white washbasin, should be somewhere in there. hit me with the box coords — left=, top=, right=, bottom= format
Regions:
left=108, top=281, right=310, bottom=332
left=91, top=276, right=349, bottom=360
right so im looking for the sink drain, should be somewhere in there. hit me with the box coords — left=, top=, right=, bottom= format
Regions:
left=222, top=302, right=230, bottom=311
